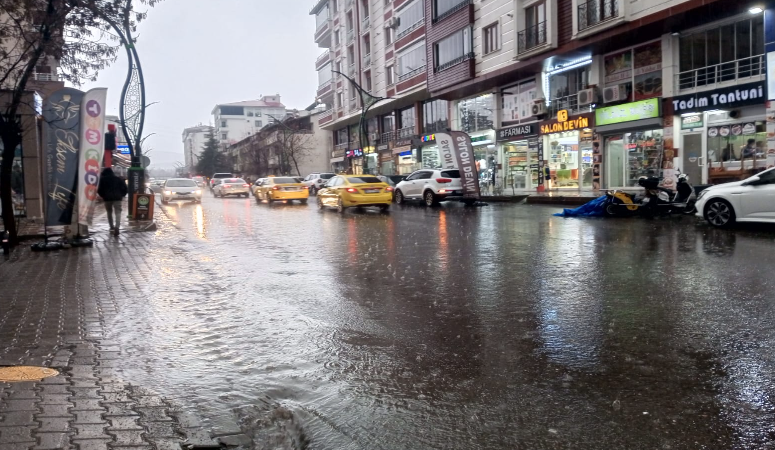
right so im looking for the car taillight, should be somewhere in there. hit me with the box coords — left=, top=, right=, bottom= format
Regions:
left=223, top=184, right=231, bottom=188
left=302, top=185, right=309, bottom=189
left=385, top=187, right=394, bottom=192
left=346, top=188, right=357, bottom=193
left=242, top=184, right=249, bottom=187
left=436, top=178, right=452, bottom=183
left=272, top=186, right=280, bottom=190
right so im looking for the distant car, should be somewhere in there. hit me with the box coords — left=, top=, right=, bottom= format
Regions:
left=303, top=172, right=335, bottom=195
left=254, top=177, right=309, bottom=204
left=148, top=180, right=165, bottom=194
left=213, top=178, right=250, bottom=198
left=161, top=178, right=202, bottom=204
left=210, top=173, right=233, bottom=191
left=394, top=169, right=473, bottom=207
left=192, top=176, right=205, bottom=187
left=695, top=166, right=775, bottom=228
left=251, top=178, right=268, bottom=197
left=317, top=175, right=392, bottom=213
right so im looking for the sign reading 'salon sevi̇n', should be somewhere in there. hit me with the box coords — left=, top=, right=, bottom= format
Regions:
left=672, top=82, right=766, bottom=113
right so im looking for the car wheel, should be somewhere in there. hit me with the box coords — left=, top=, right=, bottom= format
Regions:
left=380, top=204, right=390, bottom=213
left=336, top=197, right=345, bottom=213
left=705, top=199, right=735, bottom=228
left=300, top=199, right=308, bottom=205
left=424, top=190, right=438, bottom=207
left=395, top=189, right=405, bottom=205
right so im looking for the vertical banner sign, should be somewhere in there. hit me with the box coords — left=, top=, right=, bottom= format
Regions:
left=77, top=88, right=108, bottom=226
left=434, top=133, right=457, bottom=170
left=43, top=88, right=84, bottom=226
left=449, top=131, right=481, bottom=199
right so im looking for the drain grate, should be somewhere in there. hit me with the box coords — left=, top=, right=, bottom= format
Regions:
left=0, top=366, right=59, bottom=382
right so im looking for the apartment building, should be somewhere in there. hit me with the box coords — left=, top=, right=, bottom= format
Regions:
left=212, top=95, right=288, bottom=151
left=181, top=124, right=214, bottom=173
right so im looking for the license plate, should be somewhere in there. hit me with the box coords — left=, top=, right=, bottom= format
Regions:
left=364, top=189, right=380, bottom=193
left=284, top=187, right=299, bottom=191
left=177, top=192, right=191, bottom=195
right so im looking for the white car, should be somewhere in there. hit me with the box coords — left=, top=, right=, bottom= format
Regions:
left=303, top=173, right=335, bottom=195
left=394, top=169, right=473, bottom=206
left=213, top=178, right=251, bottom=198
left=161, top=178, right=202, bottom=204
left=695, top=167, right=775, bottom=227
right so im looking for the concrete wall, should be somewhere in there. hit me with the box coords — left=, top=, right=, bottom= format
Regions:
left=474, top=0, right=515, bottom=76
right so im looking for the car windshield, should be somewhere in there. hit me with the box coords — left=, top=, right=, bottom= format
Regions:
left=441, top=170, right=460, bottom=178
left=223, top=179, right=245, bottom=184
left=166, top=180, right=196, bottom=187
left=272, top=177, right=298, bottom=184
left=213, top=174, right=231, bottom=178
left=348, top=177, right=382, bottom=184
left=320, top=173, right=335, bottom=179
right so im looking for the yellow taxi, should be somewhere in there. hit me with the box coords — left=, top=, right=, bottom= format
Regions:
left=317, top=174, right=393, bottom=213
left=254, top=176, right=309, bottom=204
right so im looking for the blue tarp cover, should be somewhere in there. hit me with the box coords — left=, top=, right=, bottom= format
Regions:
left=553, top=196, right=608, bottom=217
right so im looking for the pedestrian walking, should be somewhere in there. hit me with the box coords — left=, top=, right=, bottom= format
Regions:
left=97, top=168, right=128, bottom=236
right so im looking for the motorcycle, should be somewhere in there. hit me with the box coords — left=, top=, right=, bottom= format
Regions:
left=604, top=170, right=697, bottom=218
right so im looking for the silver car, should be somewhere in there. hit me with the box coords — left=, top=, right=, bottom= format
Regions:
left=213, top=178, right=250, bottom=198
left=161, top=178, right=202, bottom=204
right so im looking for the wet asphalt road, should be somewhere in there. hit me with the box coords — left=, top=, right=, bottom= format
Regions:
left=107, top=192, right=775, bottom=449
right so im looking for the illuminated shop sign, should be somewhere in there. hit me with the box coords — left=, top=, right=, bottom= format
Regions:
left=421, top=134, right=435, bottom=142
left=595, top=98, right=660, bottom=126
left=540, top=110, right=593, bottom=134
left=672, top=82, right=766, bottom=113
left=345, top=148, right=363, bottom=158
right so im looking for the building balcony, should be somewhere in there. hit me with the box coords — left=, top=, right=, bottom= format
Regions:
left=435, top=53, right=474, bottom=73
left=397, top=126, right=416, bottom=139
left=398, top=65, right=425, bottom=82
left=347, top=29, right=354, bottom=43
left=315, top=19, right=332, bottom=47
left=319, top=109, right=335, bottom=126
left=578, top=0, right=619, bottom=32
left=362, top=53, right=371, bottom=68
left=676, top=55, right=765, bottom=92
left=549, top=93, right=592, bottom=117
left=396, top=19, right=424, bottom=41
left=517, top=21, right=547, bottom=55
left=32, top=72, right=61, bottom=82
left=315, top=50, right=331, bottom=70
left=317, top=80, right=333, bottom=98
left=361, top=16, right=370, bottom=32
left=433, top=0, right=471, bottom=23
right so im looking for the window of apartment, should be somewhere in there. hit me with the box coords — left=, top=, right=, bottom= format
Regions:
left=548, top=65, right=590, bottom=113
left=397, top=43, right=426, bottom=80
left=318, top=62, right=333, bottom=85
left=333, top=0, right=339, bottom=13
left=435, top=26, right=472, bottom=70
left=457, top=94, right=494, bottom=133
left=255, top=120, right=262, bottom=127
left=396, top=0, right=424, bottom=38
left=361, top=0, right=369, bottom=18
left=398, top=106, right=416, bottom=132
left=423, top=99, right=449, bottom=133
left=365, top=71, right=372, bottom=91
left=678, top=15, right=764, bottom=89
left=315, top=5, right=330, bottom=29
left=337, top=91, right=345, bottom=108
left=347, top=46, right=355, bottom=64
left=335, top=29, right=341, bottom=46
left=434, top=0, right=466, bottom=20
left=483, top=22, right=500, bottom=55
left=385, top=27, right=394, bottom=46
left=525, top=2, right=546, bottom=31
left=221, top=133, right=228, bottom=140
left=256, top=111, right=262, bottom=117
left=221, top=120, right=227, bottom=127
left=336, top=127, right=348, bottom=145
left=382, top=113, right=395, bottom=133
left=363, top=35, right=371, bottom=55
left=386, top=65, right=395, bottom=85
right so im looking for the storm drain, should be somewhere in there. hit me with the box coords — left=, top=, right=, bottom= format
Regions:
left=0, top=366, right=59, bottom=382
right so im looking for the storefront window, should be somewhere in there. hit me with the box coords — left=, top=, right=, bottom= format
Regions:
left=399, top=107, right=416, bottom=131
left=707, top=122, right=765, bottom=164
left=336, top=127, right=348, bottom=145
left=474, top=144, right=499, bottom=195
left=397, top=149, right=419, bottom=174
left=502, top=140, right=537, bottom=190
left=423, top=99, right=449, bottom=133
left=545, top=131, right=584, bottom=189
left=421, top=145, right=440, bottom=168
left=457, top=94, right=494, bottom=133
left=605, top=129, right=663, bottom=188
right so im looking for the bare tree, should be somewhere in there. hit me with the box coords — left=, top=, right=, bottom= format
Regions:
left=0, top=0, right=159, bottom=243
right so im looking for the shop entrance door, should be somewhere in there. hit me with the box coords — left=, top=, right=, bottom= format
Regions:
left=682, top=133, right=704, bottom=184
left=606, top=135, right=626, bottom=188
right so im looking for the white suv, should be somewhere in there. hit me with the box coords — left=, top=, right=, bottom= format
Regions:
left=303, top=173, right=335, bottom=195
left=395, top=169, right=471, bottom=206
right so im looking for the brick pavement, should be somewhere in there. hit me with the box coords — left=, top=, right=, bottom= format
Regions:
left=0, top=204, right=248, bottom=449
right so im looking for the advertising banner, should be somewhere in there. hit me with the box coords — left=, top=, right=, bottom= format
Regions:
left=595, top=98, right=660, bottom=126
left=436, top=132, right=480, bottom=199
left=77, top=88, right=108, bottom=226
left=43, top=88, right=84, bottom=226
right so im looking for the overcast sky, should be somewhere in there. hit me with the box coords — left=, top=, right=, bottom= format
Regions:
left=83, top=0, right=321, bottom=168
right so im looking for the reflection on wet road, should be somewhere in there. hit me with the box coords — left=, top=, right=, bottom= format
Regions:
left=108, top=194, right=775, bottom=449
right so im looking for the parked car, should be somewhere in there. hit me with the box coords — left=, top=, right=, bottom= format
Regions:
left=213, top=178, right=250, bottom=198
left=161, top=178, right=202, bottom=204
left=317, top=175, right=392, bottom=213
left=210, top=173, right=233, bottom=191
left=148, top=180, right=165, bottom=194
left=394, top=169, right=473, bottom=206
left=254, top=177, right=309, bottom=204
left=303, top=172, right=335, bottom=195
left=695, top=166, right=775, bottom=228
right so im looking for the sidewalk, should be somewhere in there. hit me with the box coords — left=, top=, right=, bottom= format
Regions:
left=0, top=203, right=248, bottom=449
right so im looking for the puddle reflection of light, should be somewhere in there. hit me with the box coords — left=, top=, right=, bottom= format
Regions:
left=438, top=210, right=448, bottom=272
left=194, top=204, right=206, bottom=240
left=348, top=218, right=357, bottom=264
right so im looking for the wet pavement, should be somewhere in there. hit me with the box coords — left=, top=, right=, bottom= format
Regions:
left=8, top=193, right=775, bottom=449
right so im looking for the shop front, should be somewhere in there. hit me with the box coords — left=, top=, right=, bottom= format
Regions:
left=392, top=138, right=419, bottom=175
left=419, top=134, right=440, bottom=169
left=539, top=111, right=595, bottom=190
left=672, top=81, right=767, bottom=185
left=496, top=124, right=539, bottom=190
left=345, top=148, right=364, bottom=174
left=376, top=143, right=394, bottom=175
left=595, top=98, right=663, bottom=189
left=362, top=146, right=378, bottom=174
left=330, top=147, right=346, bottom=173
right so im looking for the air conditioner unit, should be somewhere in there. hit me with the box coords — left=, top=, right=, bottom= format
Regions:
left=577, top=88, right=597, bottom=106
left=531, top=101, right=547, bottom=116
left=385, top=17, right=399, bottom=29
left=603, top=85, right=626, bottom=103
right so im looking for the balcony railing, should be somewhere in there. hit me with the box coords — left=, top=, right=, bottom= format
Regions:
left=362, top=16, right=370, bottom=30
left=396, top=19, right=424, bottom=41
left=434, top=0, right=472, bottom=23
left=335, top=142, right=349, bottom=151
left=517, top=21, right=547, bottom=54
left=398, top=65, right=425, bottom=82
left=397, top=126, right=416, bottom=139
left=578, top=0, right=618, bottom=32
left=677, top=55, right=765, bottom=91
left=33, top=72, right=59, bottom=82
left=316, top=50, right=330, bottom=66
left=347, top=29, right=354, bottom=43
left=549, top=93, right=593, bottom=117
left=435, top=52, right=474, bottom=72
left=363, top=53, right=371, bottom=67
left=381, top=131, right=396, bottom=142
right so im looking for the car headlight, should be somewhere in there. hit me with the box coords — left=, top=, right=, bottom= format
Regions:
left=165, top=190, right=172, bottom=195
left=696, top=189, right=709, bottom=201
left=195, top=190, right=202, bottom=194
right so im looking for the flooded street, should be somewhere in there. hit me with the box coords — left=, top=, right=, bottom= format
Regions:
left=104, top=194, right=775, bottom=449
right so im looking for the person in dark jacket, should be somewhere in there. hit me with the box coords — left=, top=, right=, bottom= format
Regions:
left=97, top=168, right=128, bottom=235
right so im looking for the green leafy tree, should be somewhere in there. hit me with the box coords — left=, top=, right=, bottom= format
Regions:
left=0, top=0, right=160, bottom=244
left=195, top=132, right=230, bottom=176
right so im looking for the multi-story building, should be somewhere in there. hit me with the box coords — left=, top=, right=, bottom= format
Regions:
left=211, top=95, right=288, bottom=150
left=181, top=124, right=214, bottom=173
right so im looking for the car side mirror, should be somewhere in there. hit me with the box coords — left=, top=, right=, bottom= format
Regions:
left=742, top=176, right=761, bottom=186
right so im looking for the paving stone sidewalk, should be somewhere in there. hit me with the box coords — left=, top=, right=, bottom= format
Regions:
left=0, top=205, right=248, bottom=449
